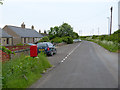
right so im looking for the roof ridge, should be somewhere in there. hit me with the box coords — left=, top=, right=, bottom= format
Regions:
left=4, top=25, right=43, bottom=38
left=6, top=25, right=35, bottom=30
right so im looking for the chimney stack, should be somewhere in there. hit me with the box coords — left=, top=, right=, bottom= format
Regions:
left=39, top=30, right=41, bottom=33
left=31, top=25, right=34, bottom=30
left=44, top=30, right=47, bottom=34
left=21, top=22, right=25, bottom=28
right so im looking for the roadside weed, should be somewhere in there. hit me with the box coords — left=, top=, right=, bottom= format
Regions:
left=2, top=53, right=52, bottom=88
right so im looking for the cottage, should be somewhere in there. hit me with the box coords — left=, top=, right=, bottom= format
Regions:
left=0, top=28, right=13, bottom=46
left=3, top=23, right=43, bottom=45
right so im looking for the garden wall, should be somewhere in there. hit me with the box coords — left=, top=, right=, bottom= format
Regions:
left=11, top=49, right=30, bottom=60
left=0, top=50, right=10, bottom=62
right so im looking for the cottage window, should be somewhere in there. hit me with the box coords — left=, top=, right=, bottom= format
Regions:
left=24, top=38, right=26, bottom=43
left=7, top=38, right=9, bottom=44
left=33, top=38, right=34, bottom=42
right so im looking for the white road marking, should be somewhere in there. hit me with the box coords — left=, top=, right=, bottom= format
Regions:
left=61, top=43, right=81, bottom=63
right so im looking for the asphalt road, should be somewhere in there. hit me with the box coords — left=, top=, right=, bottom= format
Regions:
left=30, top=41, right=118, bottom=88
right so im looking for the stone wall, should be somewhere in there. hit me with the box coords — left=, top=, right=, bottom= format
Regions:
left=10, top=49, right=30, bottom=60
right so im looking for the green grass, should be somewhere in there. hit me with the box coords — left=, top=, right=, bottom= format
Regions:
left=87, top=39, right=119, bottom=52
left=2, top=53, right=52, bottom=88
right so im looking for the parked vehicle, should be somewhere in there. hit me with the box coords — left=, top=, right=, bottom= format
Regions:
left=37, top=42, right=57, bottom=56
left=73, top=39, right=81, bottom=43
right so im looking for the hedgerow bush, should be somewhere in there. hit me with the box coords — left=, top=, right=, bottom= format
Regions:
left=2, top=53, right=52, bottom=88
left=39, top=36, right=49, bottom=42
left=0, top=46, right=14, bottom=55
left=62, top=37, right=73, bottom=44
left=82, top=29, right=120, bottom=52
left=51, top=37, right=62, bottom=43
left=16, top=43, right=24, bottom=46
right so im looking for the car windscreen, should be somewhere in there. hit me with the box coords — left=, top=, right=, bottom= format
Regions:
left=47, top=43, right=53, bottom=47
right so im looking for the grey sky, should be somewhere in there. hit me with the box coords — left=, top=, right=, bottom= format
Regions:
left=0, top=0, right=119, bottom=36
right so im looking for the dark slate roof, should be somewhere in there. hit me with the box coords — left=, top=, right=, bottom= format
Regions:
left=41, top=33, right=49, bottom=37
left=6, top=25, right=43, bottom=38
left=0, top=28, right=12, bottom=38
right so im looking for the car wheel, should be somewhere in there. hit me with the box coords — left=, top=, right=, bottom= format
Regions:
left=50, top=51, right=53, bottom=56
left=54, top=49, right=57, bottom=54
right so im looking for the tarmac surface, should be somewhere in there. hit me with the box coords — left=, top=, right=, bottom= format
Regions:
left=30, top=41, right=118, bottom=88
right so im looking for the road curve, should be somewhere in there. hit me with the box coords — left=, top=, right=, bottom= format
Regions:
left=30, top=41, right=118, bottom=88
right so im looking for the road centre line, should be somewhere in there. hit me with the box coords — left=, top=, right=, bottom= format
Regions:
left=61, top=43, right=81, bottom=63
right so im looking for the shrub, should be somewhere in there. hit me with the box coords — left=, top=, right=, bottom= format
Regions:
left=51, top=37, right=62, bottom=43
left=62, top=37, right=68, bottom=43
left=39, top=36, right=49, bottom=42
left=2, top=53, right=52, bottom=88
left=16, top=43, right=24, bottom=46
left=62, top=37, right=73, bottom=44
left=92, top=35, right=98, bottom=39
left=0, top=46, right=13, bottom=54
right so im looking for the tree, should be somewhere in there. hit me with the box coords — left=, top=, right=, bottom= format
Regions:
left=72, top=32, right=79, bottom=39
left=48, top=27, right=56, bottom=40
left=48, top=22, right=79, bottom=40
left=38, top=36, right=49, bottom=42
left=0, top=0, right=3, bottom=5
left=59, top=23, right=73, bottom=37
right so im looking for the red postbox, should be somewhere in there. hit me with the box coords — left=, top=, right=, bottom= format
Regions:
left=30, top=45, right=38, bottom=57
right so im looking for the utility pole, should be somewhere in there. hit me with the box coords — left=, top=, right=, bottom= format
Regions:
left=79, top=30, right=80, bottom=36
left=79, top=30, right=82, bottom=36
left=110, top=6, right=113, bottom=35
left=81, top=30, right=82, bottom=36
left=98, top=27, right=99, bottom=35
left=92, top=29, right=94, bottom=35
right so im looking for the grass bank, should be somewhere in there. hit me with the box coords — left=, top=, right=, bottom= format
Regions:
left=80, top=29, right=120, bottom=52
left=2, top=53, right=52, bottom=88
left=87, top=39, right=119, bottom=52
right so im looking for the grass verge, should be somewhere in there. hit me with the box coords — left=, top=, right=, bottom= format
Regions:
left=2, top=53, right=52, bottom=88
left=87, top=39, right=119, bottom=52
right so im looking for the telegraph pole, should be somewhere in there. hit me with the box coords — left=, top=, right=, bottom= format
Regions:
left=79, top=30, right=82, bottom=36
left=79, top=30, right=80, bottom=36
left=98, top=27, right=99, bottom=35
left=110, top=6, right=113, bottom=35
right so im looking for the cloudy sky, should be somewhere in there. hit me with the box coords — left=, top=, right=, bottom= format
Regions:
left=0, top=0, right=119, bottom=36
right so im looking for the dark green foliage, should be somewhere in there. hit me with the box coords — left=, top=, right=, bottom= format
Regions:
left=59, top=23, right=73, bottom=37
left=51, top=37, right=62, bottom=43
left=67, top=37, right=73, bottom=44
left=99, top=35, right=108, bottom=41
left=16, top=43, right=24, bottom=46
left=48, top=26, right=59, bottom=40
left=48, top=23, right=79, bottom=41
left=83, top=29, right=120, bottom=52
left=72, top=32, right=79, bottom=39
left=62, top=37, right=73, bottom=44
left=92, top=35, right=99, bottom=39
left=0, top=0, right=3, bottom=5
left=39, top=36, right=49, bottom=42
left=98, top=29, right=120, bottom=43
left=0, top=46, right=13, bottom=54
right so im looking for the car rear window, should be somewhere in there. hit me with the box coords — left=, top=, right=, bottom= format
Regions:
left=37, top=43, right=47, bottom=47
